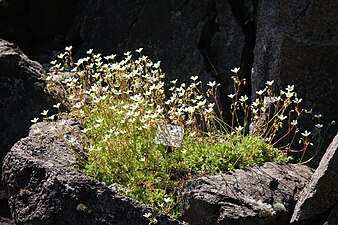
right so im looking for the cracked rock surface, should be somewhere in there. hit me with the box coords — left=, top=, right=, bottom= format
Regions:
left=180, top=162, right=313, bottom=225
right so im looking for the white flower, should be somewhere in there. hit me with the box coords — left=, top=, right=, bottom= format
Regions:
left=228, top=94, right=235, bottom=99
left=231, top=67, right=240, bottom=73
left=314, top=114, right=323, bottom=118
left=252, top=99, right=260, bottom=107
left=143, top=213, right=152, bottom=218
left=41, top=110, right=49, bottom=116
left=31, top=117, right=39, bottom=123
left=190, top=76, right=198, bottom=81
left=256, top=89, right=265, bottom=95
left=33, top=127, right=41, bottom=135
left=164, top=197, right=171, bottom=203
left=291, top=120, right=298, bottom=126
left=53, top=103, right=61, bottom=109
left=86, top=49, right=93, bottom=54
left=96, top=118, right=104, bottom=123
left=278, top=115, right=287, bottom=121
left=153, top=61, right=161, bottom=69
left=65, top=46, right=72, bottom=52
left=285, top=85, right=294, bottom=92
left=239, top=95, right=248, bottom=102
left=293, top=98, right=302, bottom=104
left=124, top=51, right=131, bottom=56
left=48, top=115, right=56, bottom=120
left=135, top=47, right=143, bottom=53
left=266, top=80, right=274, bottom=86
left=235, top=126, right=244, bottom=132
left=315, top=124, right=323, bottom=129
left=207, top=81, right=217, bottom=87
left=170, top=79, right=178, bottom=85
left=285, top=91, right=294, bottom=98
left=301, top=130, right=311, bottom=137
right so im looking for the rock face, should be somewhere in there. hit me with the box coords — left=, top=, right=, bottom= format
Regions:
left=0, top=39, right=55, bottom=219
left=252, top=0, right=338, bottom=137
left=180, top=162, right=313, bottom=225
left=0, top=39, right=54, bottom=162
left=0, top=0, right=256, bottom=109
left=291, top=133, right=338, bottom=224
left=2, top=120, right=181, bottom=225
left=0, top=0, right=85, bottom=55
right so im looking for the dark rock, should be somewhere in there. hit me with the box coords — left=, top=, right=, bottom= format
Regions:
left=291, top=133, right=338, bottom=224
left=0, top=0, right=85, bottom=56
left=0, top=39, right=55, bottom=219
left=0, top=39, right=54, bottom=161
left=2, top=120, right=182, bottom=225
left=0, top=0, right=247, bottom=98
left=180, top=162, right=313, bottom=225
left=252, top=0, right=338, bottom=146
left=324, top=203, right=338, bottom=225
left=0, top=217, right=15, bottom=225
left=77, top=0, right=244, bottom=94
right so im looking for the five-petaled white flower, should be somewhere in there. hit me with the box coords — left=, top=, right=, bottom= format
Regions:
left=239, top=95, right=248, bottom=102
left=135, top=47, right=143, bottom=53
left=41, top=110, right=49, bottom=116
left=190, top=76, right=198, bottom=81
left=31, top=117, right=39, bottom=123
left=228, top=94, right=235, bottom=99
left=315, top=124, right=323, bottom=129
left=285, top=85, right=294, bottom=92
left=266, top=80, right=274, bottom=86
left=256, top=89, right=265, bottom=95
left=301, top=130, right=311, bottom=137
left=207, top=81, right=217, bottom=87
left=235, top=126, right=244, bottom=132
left=231, top=67, right=240, bottom=73
left=291, top=120, right=298, bottom=126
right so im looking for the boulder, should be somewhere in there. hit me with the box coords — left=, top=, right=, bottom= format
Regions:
left=180, top=162, right=313, bottom=225
left=0, top=39, right=55, bottom=219
left=252, top=0, right=338, bottom=141
left=291, top=133, right=338, bottom=224
left=2, top=120, right=182, bottom=225
left=0, top=39, right=54, bottom=162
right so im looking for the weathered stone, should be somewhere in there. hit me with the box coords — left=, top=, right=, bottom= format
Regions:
left=252, top=0, right=338, bottom=140
left=180, top=162, right=313, bottom=225
left=0, top=39, right=54, bottom=161
left=324, top=202, right=338, bottom=225
left=2, top=120, right=182, bottom=225
left=0, top=217, right=14, bottom=225
left=0, top=0, right=85, bottom=56
left=77, top=0, right=244, bottom=91
left=0, top=39, right=55, bottom=219
left=291, top=133, right=338, bottom=224
left=0, top=0, right=247, bottom=94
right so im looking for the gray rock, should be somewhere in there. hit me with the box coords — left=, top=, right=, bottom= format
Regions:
left=180, top=162, right=313, bottom=225
left=0, top=38, right=55, bottom=219
left=0, top=217, right=15, bottom=225
left=252, top=0, right=338, bottom=139
left=77, top=0, right=244, bottom=94
left=0, top=39, right=54, bottom=161
left=2, top=120, right=182, bottom=225
left=291, top=133, right=338, bottom=224
left=0, top=0, right=85, bottom=54
left=324, top=203, right=338, bottom=225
